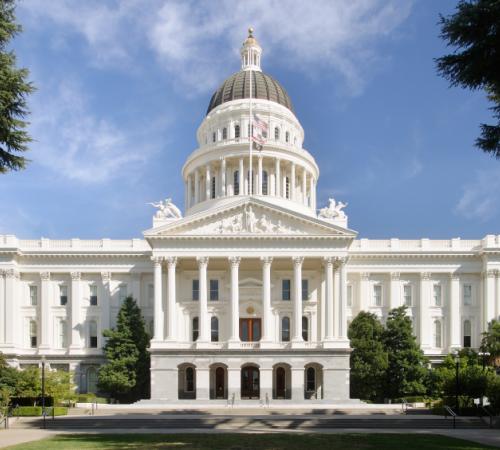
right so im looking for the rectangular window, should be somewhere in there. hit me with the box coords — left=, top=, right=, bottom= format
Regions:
left=282, top=279, right=291, bottom=301
left=302, top=279, right=309, bottom=301
left=347, top=285, right=353, bottom=307
left=29, top=285, right=38, bottom=306
left=433, top=284, right=442, bottom=307
left=373, top=285, right=382, bottom=306
left=89, top=321, right=98, bottom=348
left=148, top=284, right=154, bottom=307
left=463, top=284, right=472, bottom=305
left=403, top=285, right=412, bottom=306
left=209, top=279, right=219, bottom=301
left=59, top=320, right=67, bottom=348
left=89, top=284, right=98, bottom=306
left=211, top=176, right=216, bottom=199
left=192, top=280, right=199, bottom=301
left=59, top=285, right=68, bottom=306
left=29, top=321, right=37, bottom=348
left=118, top=284, right=127, bottom=304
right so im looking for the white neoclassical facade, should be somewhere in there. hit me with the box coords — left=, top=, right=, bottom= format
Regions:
left=1, top=30, right=500, bottom=404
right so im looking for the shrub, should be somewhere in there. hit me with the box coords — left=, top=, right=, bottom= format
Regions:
left=13, top=406, right=42, bottom=416
left=48, top=407, right=68, bottom=416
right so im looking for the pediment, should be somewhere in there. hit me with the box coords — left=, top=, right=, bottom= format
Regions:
left=144, top=198, right=357, bottom=239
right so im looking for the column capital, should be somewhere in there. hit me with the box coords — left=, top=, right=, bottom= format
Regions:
left=292, top=256, right=304, bottom=266
left=5, top=268, right=19, bottom=279
left=323, top=256, right=335, bottom=267
left=165, top=256, right=178, bottom=268
left=40, top=271, right=51, bottom=281
left=361, top=272, right=370, bottom=281
left=70, top=272, right=81, bottom=281
left=228, top=256, right=241, bottom=267
left=0, top=269, right=5, bottom=277
left=260, top=256, right=273, bottom=265
left=151, top=256, right=163, bottom=265
left=335, top=256, right=348, bottom=267
left=390, top=272, right=401, bottom=281
left=197, top=256, right=209, bottom=267
left=485, top=269, right=497, bottom=279
left=449, top=272, right=460, bottom=281
left=421, top=272, right=431, bottom=281
left=101, top=271, right=111, bottom=283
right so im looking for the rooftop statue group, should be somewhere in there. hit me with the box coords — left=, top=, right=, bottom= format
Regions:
left=148, top=198, right=182, bottom=219
left=318, top=198, right=348, bottom=220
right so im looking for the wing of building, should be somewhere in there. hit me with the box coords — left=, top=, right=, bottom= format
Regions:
left=1, top=29, right=499, bottom=404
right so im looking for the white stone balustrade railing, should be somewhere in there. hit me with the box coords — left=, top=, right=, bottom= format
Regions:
left=350, top=237, right=485, bottom=252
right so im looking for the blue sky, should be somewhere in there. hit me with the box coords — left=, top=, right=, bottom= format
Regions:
left=0, top=0, right=498, bottom=239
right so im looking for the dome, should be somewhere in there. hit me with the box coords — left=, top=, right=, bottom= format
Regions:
left=206, top=70, right=294, bottom=115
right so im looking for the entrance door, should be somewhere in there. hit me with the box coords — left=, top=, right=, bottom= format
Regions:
left=215, top=367, right=225, bottom=399
left=240, top=318, right=261, bottom=341
left=241, top=366, right=260, bottom=399
left=276, top=367, right=286, bottom=399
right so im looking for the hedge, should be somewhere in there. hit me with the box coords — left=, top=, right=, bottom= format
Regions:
left=76, top=394, right=107, bottom=404
left=12, top=406, right=68, bottom=416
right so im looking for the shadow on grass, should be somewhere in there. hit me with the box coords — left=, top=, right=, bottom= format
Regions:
left=8, top=433, right=495, bottom=450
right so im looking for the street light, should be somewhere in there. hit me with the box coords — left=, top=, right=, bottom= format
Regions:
left=454, top=352, right=460, bottom=415
left=41, top=355, right=46, bottom=429
left=478, top=351, right=491, bottom=371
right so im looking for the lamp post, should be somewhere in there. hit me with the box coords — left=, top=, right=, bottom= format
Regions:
left=478, top=351, right=490, bottom=371
left=454, top=352, right=460, bottom=415
left=41, top=355, right=46, bottom=429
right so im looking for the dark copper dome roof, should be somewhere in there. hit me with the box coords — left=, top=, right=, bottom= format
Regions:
left=207, top=70, right=293, bottom=115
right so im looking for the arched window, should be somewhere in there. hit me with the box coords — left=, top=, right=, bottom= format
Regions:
left=89, top=320, right=98, bottom=348
left=434, top=320, right=442, bottom=348
left=185, top=367, right=195, bottom=392
left=211, top=316, right=219, bottom=342
left=87, top=367, right=98, bottom=394
left=222, top=127, right=227, bottom=140
left=281, top=317, right=290, bottom=342
left=274, top=127, right=280, bottom=140
left=59, top=319, right=67, bottom=348
left=29, top=320, right=37, bottom=348
left=302, top=316, right=309, bottom=342
left=463, top=320, right=472, bottom=348
left=306, top=367, right=316, bottom=392
left=234, top=124, right=240, bottom=138
left=234, top=170, right=240, bottom=195
left=285, top=177, right=290, bottom=199
left=285, top=131, right=290, bottom=143
left=212, top=132, right=216, bottom=143
left=262, top=171, right=268, bottom=195
left=211, top=176, right=216, bottom=199
left=192, top=317, right=199, bottom=342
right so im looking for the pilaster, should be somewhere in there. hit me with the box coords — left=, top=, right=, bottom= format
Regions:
left=419, top=272, right=431, bottom=349
left=449, top=273, right=461, bottom=350
left=69, top=271, right=82, bottom=350
left=40, top=271, right=51, bottom=350
left=227, top=256, right=241, bottom=348
left=390, top=272, right=401, bottom=309
left=166, top=257, right=177, bottom=341
left=291, top=256, right=304, bottom=347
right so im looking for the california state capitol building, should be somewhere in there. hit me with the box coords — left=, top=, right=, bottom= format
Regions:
left=0, top=30, right=499, bottom=405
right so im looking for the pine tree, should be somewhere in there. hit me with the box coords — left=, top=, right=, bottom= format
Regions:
left=98, top=296, right=150, bottom=402
left=0, top=0, right=34, bottom=173
left=480, top=319, right=500, bottom=364
left=382, top=306, right=428, bottom=400
left=348, top=311, right=388, bottom=401
left=436, top=0, right=500, bottom=157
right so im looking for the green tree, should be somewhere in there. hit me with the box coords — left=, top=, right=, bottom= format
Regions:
left=480, top=319, right=500, bottom=364
left=348, top=311, right=388, bottom=401
left=436, top=0, right=500, bottom=157
left=45, top=369, right=76, bottom=404
left=98, top=296, right=150, bottom=402
left=382, top=307, right=428, bottom=400
left=0, top=352, right=20, bottom=396
left=0, top=0, right=34, bottom=173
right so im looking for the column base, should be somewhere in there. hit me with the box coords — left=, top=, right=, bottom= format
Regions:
left=291, top=339, right=305, bottom=349
left=226, top=340, right=241, bottom=349
left=322, top=339, right=349, bottom=349
left=259, top=340, right=280, bottom=349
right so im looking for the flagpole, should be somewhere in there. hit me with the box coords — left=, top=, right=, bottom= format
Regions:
left=249, top=66, right=253, bottom=196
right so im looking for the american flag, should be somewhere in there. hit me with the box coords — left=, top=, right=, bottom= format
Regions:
left=252, top=113, right=268, bottom=150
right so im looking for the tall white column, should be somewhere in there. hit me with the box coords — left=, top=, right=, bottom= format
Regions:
left=100, top=272, right=111, bottom=335
left=152, top=257, right=164, bottom=342
left=205, top=165, right=211, bottom=200
left=449, top=273, right=461, bottom=350
left=338, top=258, right=348, bottom=339
left=484, top=269, right=496, bottom=331
left=360, top=272, right=370, bottom=312
left=166, top=257, right=177, bottom=341
left=69, top=271, right=81, bottom=350
left=228, top=256, right=241, bottom=346
left=312, top=179, right=317, bottom=210
left=187, top=175, right=192, bottom=208
left=309, top=176, right=314, bottom=208
left=257, top=156, right=263, bottom=195
left=323, top=257, right=334, bottom=342
left=197, top=256, right=209, bottom=343
left=419, top=272, right=431, bottom=348
left=292, top=256, right=304, bottom=343
left=239, top=158, right=244, bottom=196
left=261, top=257, right=273, bottom=344
left=194, top=170, right=200, bottom=204
left=333, top=265, right=340, bottom=338
left=221, top=157, right=226, bottom=196
left=4, top=269, right=18, bottom=345
left=390, top=272, right=400, bottom=309
left=302, top=169, right=307, bottom=205
left=275, top=158, right=281, bottom=197
left=40, top=272, right=51, bottom=350
left=291, top=163, right=296, bottom=201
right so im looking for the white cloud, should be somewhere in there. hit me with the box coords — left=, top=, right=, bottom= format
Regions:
left=21, top=0, right=413, bottom=95
left=29, top=80, right=154, bottom=183
left=455, top=168, right=500, bottom=222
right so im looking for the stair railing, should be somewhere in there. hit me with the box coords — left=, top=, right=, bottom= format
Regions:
left=444, top=405, right=457, bottom=429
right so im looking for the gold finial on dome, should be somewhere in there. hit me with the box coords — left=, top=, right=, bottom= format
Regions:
left=248, top=27, right=254, bottom=37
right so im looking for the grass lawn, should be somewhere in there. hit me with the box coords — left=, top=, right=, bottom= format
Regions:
left=5, top=433, right=496, bottom=450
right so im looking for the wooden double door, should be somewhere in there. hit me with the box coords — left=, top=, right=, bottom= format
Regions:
left=240, top=318, right=261, bottom=342
left=241, top=366, right=260, bottom=399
